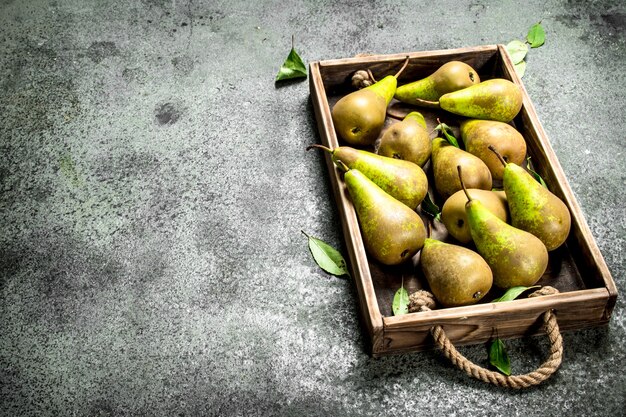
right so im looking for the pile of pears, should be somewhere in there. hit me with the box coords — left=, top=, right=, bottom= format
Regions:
left=313, top=57, right=571, bottom=309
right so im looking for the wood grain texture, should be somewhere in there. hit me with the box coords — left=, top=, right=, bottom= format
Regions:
left=309, top=46, right=618, bottom=356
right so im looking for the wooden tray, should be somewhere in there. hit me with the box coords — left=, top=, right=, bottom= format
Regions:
left=308, top=45, right=618, bottom=357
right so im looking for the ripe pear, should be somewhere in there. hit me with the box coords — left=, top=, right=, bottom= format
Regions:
left=395, top=61, right=480, bottom=106
left=343, top=165, right=426, bottom=265
left=431, top=137, right=492, bottom=200
left=308, top=144, right=428, bottom=209
left=332, top=58, right=409, bottom=146
left=460, top=119, right=527, bottom=180
left=420, top=238, right=492, bottom=307
left=439, top=79, right=523, bottom=123
left=377, top=111, right=432, bottom=167
left=458, top=166, right=548, bottom=288
left=490, top=146, right=571, bottom=251
left=441, top=189, right=508, bottom=244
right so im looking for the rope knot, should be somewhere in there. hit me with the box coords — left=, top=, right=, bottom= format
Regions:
left=351, top=70, right=374, bottom=89
left=529, top=285, right=559, bottom=297
left=408, top=290, right=436, bottom=312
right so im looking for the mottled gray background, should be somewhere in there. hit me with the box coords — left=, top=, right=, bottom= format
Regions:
left=1, top=0, right=624, bottom=416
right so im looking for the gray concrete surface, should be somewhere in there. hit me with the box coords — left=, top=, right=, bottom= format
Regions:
left=1, top=0, right=624, bottom=415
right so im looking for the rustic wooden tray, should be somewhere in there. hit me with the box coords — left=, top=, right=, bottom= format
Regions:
left=309, top=45, right=618, bottom=357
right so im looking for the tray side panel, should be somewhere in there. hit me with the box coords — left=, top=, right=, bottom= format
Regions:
left=309, top=62, right=385, bottom=353
left=497, top=44, right=617, bottom=316
left=379, top=289, right=610, bottom=355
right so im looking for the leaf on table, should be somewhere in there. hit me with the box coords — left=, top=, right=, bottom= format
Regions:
left=506, top=40, right=529, bottom=65
left=527, top=22, right=546, bottom=48
left=526, top=156, right=548, bottom=189
left=514, top=60, right=527, bottom=78
left=434, top=122, right=460, bottom=148
left=276, top=36, right=307, bottom=81
left=392, top=280, right=409, bottom=316
left=421, top=193, right=441, bottom=222
left=489, top=338, right=511, bottom=375
left=302, top=231, right=350, bottom=278
left=492, top=285, right=541, bottom=303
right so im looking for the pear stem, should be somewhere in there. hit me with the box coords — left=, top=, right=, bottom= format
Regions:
left=367, top=69, right=378, bottom=84
left=457, top=165, right=472, bottom=202
left=306, top=143, right=333, bottom=154
left=393, top=56, right=410, bottom=78
left=488, top=145, right=508, bottom=168
left=413, top=97, right=440, bottom=107
left=335, top=159, right=350, bottom=172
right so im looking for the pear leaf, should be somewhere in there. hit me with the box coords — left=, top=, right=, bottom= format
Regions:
left=506, top=40, right=528, bottom=65
left=526, top=157, right=548, bottom=189
left=492, top=285, right=541, bottom=303
left=392, top=281, right=409, bottom=316
left=514, top=60, right=527, bottom=78
left=276, top=36, right=307, bottom=81
left=302, top=231, right=350, bottom=278
left=527, top=22, right=546, bottom=48
left=489, top=338, right=511, bottom=375
left=434, top=122, right=460, bottom=148
left=421, top=193, right=441, bottom=222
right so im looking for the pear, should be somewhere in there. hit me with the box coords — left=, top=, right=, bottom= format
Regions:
left=490, top=146, right=571, bottom=251
left=460, top=119, right=527, bottom=180
left=307, top=144, right=428, bottom=209
left=439, top=79, right=523, bottom=123
left=431, top=137, right=492, bottom=200
left=420, top=238, right=492, bottom=307
left=377, top=111, right=432, bottom=167
left=458, top=166, right=548, bottom=288
left=395, top=61, right=480, bottom=106
left=342, top=164, right=426, bottom=265
left=441, top=189, right=508, bottom=244
left=332, top=58, right=409, bottom=146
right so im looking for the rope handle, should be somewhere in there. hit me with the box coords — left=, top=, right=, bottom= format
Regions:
left=409, top=286, right=563, bottom=389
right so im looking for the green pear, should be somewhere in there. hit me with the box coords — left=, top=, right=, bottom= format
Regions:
left=377, top=112, right=432, bottom=167
left=460, top=119, right=527, bottom=180
left=395, top=61, right=480, bottom=106
left=332, top=58, right=409, bottom=146
left=308, top=144, right=428, bottom=209
left=441, top=189, right=508, bottom=244
left=343, top=165, right=426, bottom=265
left=458, top=166, right=548, bottom=288
left=431, top=137, right=492, bottom=200
left=420, top=238, right=492, bottom=307
left=490, top=146, right=571, bottom=251
left=439, top=79, right=523, bottom=123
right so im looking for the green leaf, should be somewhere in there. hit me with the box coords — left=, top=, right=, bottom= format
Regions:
left=434, top=122, right=460, bottom=148
left=302, top=231, right=350, bottom=278
left=392, top=282, right=409, bottom=316
left=506, top=40, right=529, bottom=65
left=276, top=37, right=307, bottom=81
left=492, top=285, right=540, bottom=303
left=489, top=338, right=511, bottom=375
left=526, top=157, right=548, bottom=189
left=527, top=22, right=546, bottom=48
left=514, top=60, right=526, bottom=78
left=421, top=193, right=441, bottom=221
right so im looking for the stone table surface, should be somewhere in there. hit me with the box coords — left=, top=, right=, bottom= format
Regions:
left=1, top=0, right=624, bottom=416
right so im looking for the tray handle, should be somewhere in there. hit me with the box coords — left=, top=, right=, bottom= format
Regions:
left=411, top=287, right=563, bottom=388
